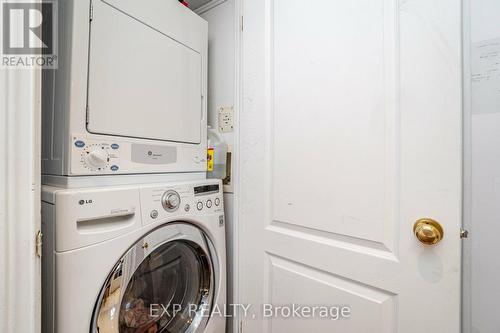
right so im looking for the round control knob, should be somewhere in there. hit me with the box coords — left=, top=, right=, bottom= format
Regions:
left=84, top=149, right=109, bottom=169
left=162, top=190, right=181, bottom=212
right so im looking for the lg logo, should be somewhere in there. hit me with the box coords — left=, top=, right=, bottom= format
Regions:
left=1, top=0, right=57, bottom=68
left=79, top=199, right=93, bottom=205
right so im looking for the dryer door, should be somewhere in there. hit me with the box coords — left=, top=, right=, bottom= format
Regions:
left=92, top=223, right=218, bottom=333
left=86, top=0, right=204, bottom=144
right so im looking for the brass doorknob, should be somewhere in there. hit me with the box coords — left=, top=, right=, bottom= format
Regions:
left=413, top=218, right=444, bottom=245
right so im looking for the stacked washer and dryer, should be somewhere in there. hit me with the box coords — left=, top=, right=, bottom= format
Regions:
left=41, top=1, right=226, bottom=333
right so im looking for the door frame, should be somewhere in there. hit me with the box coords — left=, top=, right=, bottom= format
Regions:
left=462, top=0, right=472, bottom=330
left=0, top=41, right=42, bottom=333
left=233, top=0, right=243, bottom=331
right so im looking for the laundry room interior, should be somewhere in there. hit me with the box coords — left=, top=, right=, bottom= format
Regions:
left=2, top=0, right=500, bottom=332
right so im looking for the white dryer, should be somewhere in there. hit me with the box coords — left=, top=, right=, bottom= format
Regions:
left=42, top=0, right=208, bottom=176
left=42, top=179, right=226, bottom=333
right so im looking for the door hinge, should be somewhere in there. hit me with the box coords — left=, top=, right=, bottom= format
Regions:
left=240, top=15, right=244, bottom=31
left=240, top=320, right=243, bottom=333
left=35, top=230, right=43, bottom=258
left=86, top=105, right=90, bottom=125
left=89, top=1, right=94, bottom=21
left=460, top=228, right=469, bottom=239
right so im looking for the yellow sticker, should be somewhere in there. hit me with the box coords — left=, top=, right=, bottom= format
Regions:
left=207, top=148, right=214, bottom=171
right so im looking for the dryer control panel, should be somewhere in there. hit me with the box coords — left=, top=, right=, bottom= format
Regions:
left=70, top=134, right=206, bottom=175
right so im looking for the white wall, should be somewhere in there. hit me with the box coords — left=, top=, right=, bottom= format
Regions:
left=198, top=1, right=238, bottom=332
left=201, top=0, right=236, bottom=149
left=465, top=0, right=500, bottom=332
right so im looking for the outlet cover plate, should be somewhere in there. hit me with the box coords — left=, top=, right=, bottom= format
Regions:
left=218, top=106, right=234, bottom=133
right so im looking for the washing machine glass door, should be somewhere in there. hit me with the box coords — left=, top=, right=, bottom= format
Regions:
left=92, top=223, right=217, bottom=333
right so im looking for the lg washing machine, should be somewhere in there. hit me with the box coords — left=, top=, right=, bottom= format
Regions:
left=41, top=179, right=226, bottom=333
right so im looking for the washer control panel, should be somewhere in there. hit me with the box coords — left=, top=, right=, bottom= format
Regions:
left=140, top=181, right=224, bottom=226
left=193, top=183, right=222, bottom=212
left=195, top=195, right=222, bottom=211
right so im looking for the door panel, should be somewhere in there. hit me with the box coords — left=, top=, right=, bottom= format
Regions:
left=266, top=255, right=396, bottom=333
left=272, top=0, right=398, bottom=251
left=239, top=0, right=462, bottom=332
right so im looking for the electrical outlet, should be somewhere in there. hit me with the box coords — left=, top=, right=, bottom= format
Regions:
left=218, top=107, right=234, bottom=133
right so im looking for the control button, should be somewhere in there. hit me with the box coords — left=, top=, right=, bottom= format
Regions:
left=110, top=165, right=119, bottom=172
left=215, top=197, right=220, bottom=206
left=74, top=140, right=85, bottom=148
left=84, top=149, right=109, bottom=169
left=184, top=204, right=190, bottom=212
left=197, top=202, right=203, bottom=211
left=150, top=210, right=158, bottom=219
left=111, top=143, right=120, bottom=149
left=162, top=190, right=181, bottom=212
left=206, top=199, right=212, bottom=208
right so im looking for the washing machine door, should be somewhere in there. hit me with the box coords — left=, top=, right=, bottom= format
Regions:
left=91, top=223, right=218, bottom=333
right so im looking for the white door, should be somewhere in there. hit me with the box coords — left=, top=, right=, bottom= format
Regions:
left=238, top=0, right=462, bottom=332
